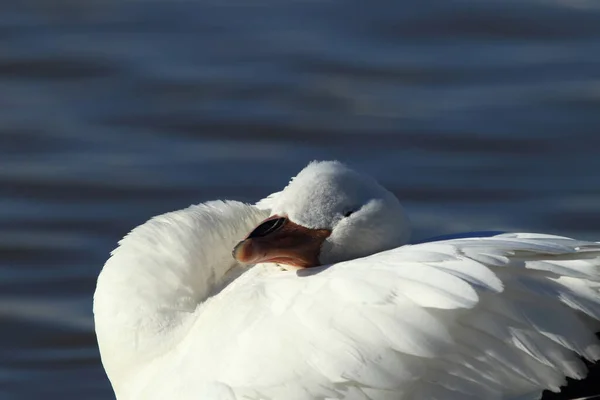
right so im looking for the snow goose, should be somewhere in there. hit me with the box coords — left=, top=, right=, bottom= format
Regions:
left=94, top=160, right=600, bottom=400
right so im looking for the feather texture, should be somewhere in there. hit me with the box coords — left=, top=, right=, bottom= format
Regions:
left=98, top=204, right=600, bottom=400
left=94, top=161, right=600, bottom=400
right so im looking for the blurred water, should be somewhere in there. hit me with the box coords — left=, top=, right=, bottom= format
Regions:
left=1, top=0, right=600, bottom=399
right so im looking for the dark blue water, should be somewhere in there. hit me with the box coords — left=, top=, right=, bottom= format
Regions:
left=2, top=1, right=600, bottom=398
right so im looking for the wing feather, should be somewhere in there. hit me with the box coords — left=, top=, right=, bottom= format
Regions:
left=155, top=234, right=600, bottom=400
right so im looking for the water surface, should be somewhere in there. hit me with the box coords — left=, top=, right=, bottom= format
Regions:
left=2, top=1, right=600, bottom=398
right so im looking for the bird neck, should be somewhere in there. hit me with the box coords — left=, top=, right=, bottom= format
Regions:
left=93, top=200, right=267, bottom=398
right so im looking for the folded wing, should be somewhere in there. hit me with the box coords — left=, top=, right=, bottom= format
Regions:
left=159, top=233, right=600, bottom=400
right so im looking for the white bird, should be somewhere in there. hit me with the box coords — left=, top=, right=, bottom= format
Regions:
left=94, top=160, right=600, bottom=400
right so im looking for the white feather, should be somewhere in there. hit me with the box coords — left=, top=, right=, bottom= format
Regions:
left=94, top=161, right=600, bottom=400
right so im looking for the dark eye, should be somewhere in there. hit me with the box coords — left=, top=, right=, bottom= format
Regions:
left=247, top=217, right=287, bottom=238
left=343, top=210, right=355, bottom=218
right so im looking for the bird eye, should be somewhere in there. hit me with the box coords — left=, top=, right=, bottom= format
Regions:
left=343, top=210, right=355, bottom=218
left=247, top=217, right=287, bottom=238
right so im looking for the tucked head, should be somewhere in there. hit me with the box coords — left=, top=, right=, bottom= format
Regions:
left=233, top=161, right=410, bottom=268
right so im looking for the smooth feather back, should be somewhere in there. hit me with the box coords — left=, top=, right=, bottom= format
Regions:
left=93, top=200, right=267, bottom=398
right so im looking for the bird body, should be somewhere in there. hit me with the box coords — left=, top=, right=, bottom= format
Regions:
left=94, top=161, right=600, bottom=400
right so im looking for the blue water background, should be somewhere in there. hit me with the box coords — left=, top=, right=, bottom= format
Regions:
left=2, top=1, right=600, bottom=398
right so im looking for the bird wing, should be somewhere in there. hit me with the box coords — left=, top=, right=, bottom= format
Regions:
left=146, top=233, right=600, bottom=400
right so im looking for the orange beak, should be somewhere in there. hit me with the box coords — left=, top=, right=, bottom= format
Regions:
left=232, top=215, right=331, bottom=268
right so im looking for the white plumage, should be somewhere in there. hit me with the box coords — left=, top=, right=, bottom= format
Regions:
left=94, top=161, right=600, bottom=400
